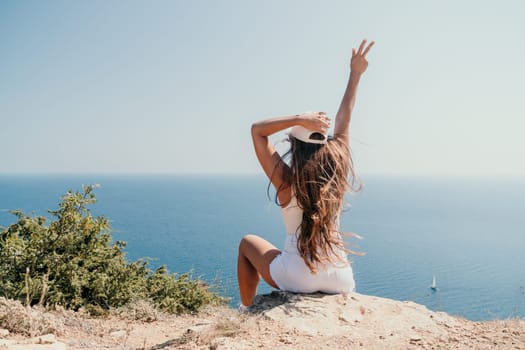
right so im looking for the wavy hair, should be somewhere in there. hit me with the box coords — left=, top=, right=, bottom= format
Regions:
left=270, top=136, right=362, bottom=273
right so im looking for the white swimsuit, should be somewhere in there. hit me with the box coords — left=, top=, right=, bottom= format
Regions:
left=268, top=196, right=356, bottom=293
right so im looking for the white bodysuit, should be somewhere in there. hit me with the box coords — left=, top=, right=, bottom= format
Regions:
left=268, top=195, right=356, bottom=293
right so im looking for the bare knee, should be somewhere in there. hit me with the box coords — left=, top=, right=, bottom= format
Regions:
left=239, top=234, right=258, bottom=252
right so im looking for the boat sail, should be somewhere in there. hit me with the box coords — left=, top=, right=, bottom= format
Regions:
left=430, top=275, right=437, bottom=290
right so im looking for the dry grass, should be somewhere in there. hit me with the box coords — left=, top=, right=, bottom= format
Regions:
left=116, top=299, right=160, bottom=322
left=0, top=297, right=63, bottom=336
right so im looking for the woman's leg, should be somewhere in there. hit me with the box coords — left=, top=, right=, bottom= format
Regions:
left=237, top=234, right=281, bottom=306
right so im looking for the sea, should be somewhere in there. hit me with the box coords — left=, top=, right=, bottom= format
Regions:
left=0, top=174, right=524, bottom=321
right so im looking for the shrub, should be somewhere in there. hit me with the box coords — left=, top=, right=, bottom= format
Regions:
left=0, top=185, right=224, bottom=314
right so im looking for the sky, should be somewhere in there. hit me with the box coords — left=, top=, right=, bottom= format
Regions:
left=0, top=0, right=524, bottom=175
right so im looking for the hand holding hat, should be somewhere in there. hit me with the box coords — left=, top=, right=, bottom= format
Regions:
left=297, top=111, right=331, bottom=134
left=291, top=111, right=331, bottom=144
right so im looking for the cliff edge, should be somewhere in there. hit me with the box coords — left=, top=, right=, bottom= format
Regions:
left=1, top=292, right=524, bottom=349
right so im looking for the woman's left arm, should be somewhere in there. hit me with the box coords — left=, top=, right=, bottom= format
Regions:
left=333, top=39, right=375, bottom=145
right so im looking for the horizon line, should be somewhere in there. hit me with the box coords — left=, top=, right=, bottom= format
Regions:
left=0, top=172, right=524, bottom=178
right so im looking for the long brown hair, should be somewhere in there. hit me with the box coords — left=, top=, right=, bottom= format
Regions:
left=272, top=136, right=361, bottom=272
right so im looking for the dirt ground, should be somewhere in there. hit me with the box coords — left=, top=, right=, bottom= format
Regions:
left=1, top=294, right=524, bottom=350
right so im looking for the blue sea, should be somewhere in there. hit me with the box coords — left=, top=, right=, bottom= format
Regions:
left=0, top=174, right=524, bottom=321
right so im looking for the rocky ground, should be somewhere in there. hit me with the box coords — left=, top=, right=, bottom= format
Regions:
left=1, top=292, right=524, bottom=350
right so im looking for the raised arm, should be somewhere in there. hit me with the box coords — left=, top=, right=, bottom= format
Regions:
left=333, top=39, right=375, bottom=145
left=251, top=112, right=329, bottom=203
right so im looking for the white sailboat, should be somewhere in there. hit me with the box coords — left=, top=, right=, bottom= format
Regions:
left=430, top=275, right=437, bottom=291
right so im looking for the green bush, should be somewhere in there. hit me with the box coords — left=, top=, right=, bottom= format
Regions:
left=0, top=185, right=224, bottom=314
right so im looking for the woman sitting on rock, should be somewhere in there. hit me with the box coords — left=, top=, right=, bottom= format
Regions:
left=237, top=39, right=375, bottom=308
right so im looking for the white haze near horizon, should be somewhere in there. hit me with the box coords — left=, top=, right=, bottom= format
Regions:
left=0, top=0, right=524, bottom=176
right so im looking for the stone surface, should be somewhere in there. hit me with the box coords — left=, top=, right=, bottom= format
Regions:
left=0, top=332, right=66, bottom=350
left=246, top=291, right=466, bottom=346
left=108, top=330, right=127, bottom=338
left=32, top=334, right=56, bottom=345
left=6, top=343, right=66, bottom=350
left=0, top=339, right=16, bottom=347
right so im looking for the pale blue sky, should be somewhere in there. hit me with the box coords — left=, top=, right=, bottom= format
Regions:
left=1, top=0, right=523, bottom=175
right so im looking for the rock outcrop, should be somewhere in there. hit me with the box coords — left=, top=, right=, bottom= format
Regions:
left=250, top=291, right=458, bottom=336
left=231, top=291, right=524, bottom=349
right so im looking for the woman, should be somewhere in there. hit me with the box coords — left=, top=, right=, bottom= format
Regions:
left=237, top=39, right=375, bottom=307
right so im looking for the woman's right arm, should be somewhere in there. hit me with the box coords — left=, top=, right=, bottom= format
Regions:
left=333, top=39, right=375, bottom=145
left=251, top=113, right=329, bottom=195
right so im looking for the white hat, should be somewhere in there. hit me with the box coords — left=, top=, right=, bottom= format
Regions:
left=289, top=125, right=328, bottom=145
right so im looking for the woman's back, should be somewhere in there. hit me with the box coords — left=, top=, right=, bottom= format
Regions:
left=280, top=192, right=347, bottom=261
left=281, top=195, right=302, bottom=236
left=271, top=192, right=354, bottom=293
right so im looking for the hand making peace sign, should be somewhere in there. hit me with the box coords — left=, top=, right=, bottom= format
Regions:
left=351, top=39, right=375, bottom=74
